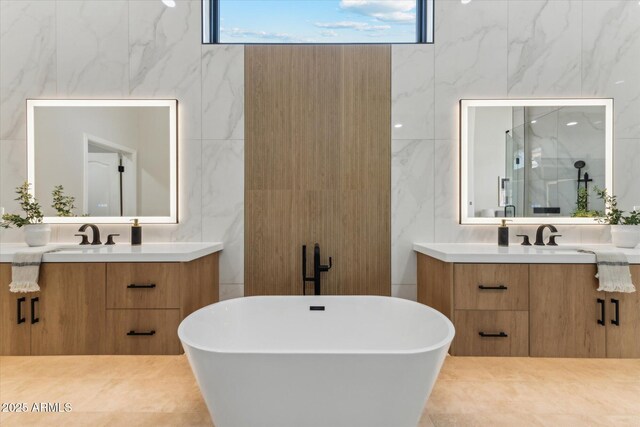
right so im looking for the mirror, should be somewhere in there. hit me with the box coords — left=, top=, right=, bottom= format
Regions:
left=460, top=99, right=613, bottom=224
left=27, top=99, right=177, bottom=223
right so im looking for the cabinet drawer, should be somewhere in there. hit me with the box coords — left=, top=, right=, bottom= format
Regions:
left=106, top=309, right=181, bottom=355
left=454, top=264, right=528, bottom=310
left=107, top=263, right=180, bottom=309
left=453, top=310, right=528, bottom=356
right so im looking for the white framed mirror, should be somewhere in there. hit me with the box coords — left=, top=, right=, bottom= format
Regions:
left=460, top=98, right=613, bottom=225
left=27, top=99, right=178, bottom=224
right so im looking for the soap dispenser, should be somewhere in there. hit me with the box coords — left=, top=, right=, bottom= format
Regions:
left=131, top=218, right=142, bottom=246
left=498, top=219, right=511, bottom=247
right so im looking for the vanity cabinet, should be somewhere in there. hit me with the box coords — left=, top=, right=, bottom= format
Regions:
left=530, top=264, right=640, bottom=358
left=417, top=253, right=640, bottom=358
left=0, top=264, right=31, bottom=355
left=104, top=255, right=218, bottom=355
left=605, top=269, right=640, bottom=358
left=529, top=265, right=606, bottom=358
left=418, top=259, right=530, bottom=357
left=0, top=263, right=106, bottom=355
left=0, top=252, right=219, bottom=356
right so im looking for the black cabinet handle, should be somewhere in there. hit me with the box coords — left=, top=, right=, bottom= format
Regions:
left=127, top=283, right=156, bottom=289
left=479, top=331, right=508, bottom=338
left=30, top=297, right=39, bottom=324
left=597, top=298, right=605, bottom=326
left=17, top=297, right=26, bottom=324
left=127, top=330, right=156, bottom=336
left=478, top=285, right=508, bottom=290
left=610, top=299, right=620, bottom=326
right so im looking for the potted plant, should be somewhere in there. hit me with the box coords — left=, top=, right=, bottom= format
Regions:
left=595, top=187, right=640, bottom=248
left=0, top=182, right=49, bottom=246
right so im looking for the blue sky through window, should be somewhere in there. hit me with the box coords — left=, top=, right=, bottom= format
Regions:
left=219, top=0, right=417, bottom=43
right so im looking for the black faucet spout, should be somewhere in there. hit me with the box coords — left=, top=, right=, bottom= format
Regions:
left=313, top=244, right=321, bottom=295
left=534, top=224, right=558, bottom=246
left=302, top=243, right=332, bottom=296
left=78, top=224, right=102, bottom=245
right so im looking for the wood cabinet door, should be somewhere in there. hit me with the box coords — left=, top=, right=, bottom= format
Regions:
left=453, top=310, right=529, bottom=356
left=106, top=309, right=181, bottom=355
left=0, top=264, right=31, bottom=355
left=30, top=263, right=106, bottom=355
left=106, top=262, right=180, bottom=309
left=454, top=263, right=529, bottom=310
left=606, top=265, right=640, bottom=358
left=530, top=264, right=606, bottom=358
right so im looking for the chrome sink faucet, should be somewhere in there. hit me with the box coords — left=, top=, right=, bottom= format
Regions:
left=534, top=224, right=561, bottom=246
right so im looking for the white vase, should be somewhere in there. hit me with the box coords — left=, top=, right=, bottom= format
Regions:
left=23, top=224, right=51, bottom=247
left=610, top=225, right=640, bottom=249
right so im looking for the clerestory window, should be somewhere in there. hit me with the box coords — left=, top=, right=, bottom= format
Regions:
left=202, top=0, right=434, bottom=44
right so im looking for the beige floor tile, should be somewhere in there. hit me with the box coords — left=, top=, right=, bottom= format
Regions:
left=430, top=413, right=546, bottom=427
left=1, top=411, right=214, bottom=427
left=0, top=355, right=638, bottom=426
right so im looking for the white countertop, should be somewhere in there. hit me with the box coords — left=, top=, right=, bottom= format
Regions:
left=0, top=242, right=223, bottom=263
left=413, top=243, right=640, bottom=264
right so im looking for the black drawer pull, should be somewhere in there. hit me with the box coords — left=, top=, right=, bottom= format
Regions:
left=597, top=298, right=605, bottom=326
left=479, top=331, right=508, bottom=338
left=127, top=330, right=156, bottom=336
left=127, top=283, right=156, bottom=289
left=610, top=298, right=620, bottom=326
left=17, top=297, right=26, bottom=324
left=30, top=297, right=39, bottom=324
left=478, top=285, right=508, bottom=290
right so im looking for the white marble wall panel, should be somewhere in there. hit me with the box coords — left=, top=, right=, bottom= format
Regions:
left=0, top=1, right=56, bottom=140
left=172, top=139, right=203, bottom=242
left=614, top=139, right=640, bottom=213
left=507, top=0, right=582, bottom=97
left=56, top=0, right=128, bottom=97
left=201, top=140, right=244, bottom=285
left=392, top=45, right=434, bottom=140
left=434, top=138, right=495, bottom=244
left=0, top=139, right=27, bottom=243
left=202, top=45, right=244, bottom=140
left=220, top=284, right=244, bottom=301
left=392, top=284, right=417, bottom=301
left=582, top=1, right=640, bottom=139
left=391, top=139, right=435, bottom=286
left=434, top=0, right=508, bottom=140
left=579, top=225, right=611, bottom=245
left=129, top=0, right=202, bottom=141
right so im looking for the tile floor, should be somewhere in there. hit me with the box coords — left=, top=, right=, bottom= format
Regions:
left=0, top=355, right=638, bottom=426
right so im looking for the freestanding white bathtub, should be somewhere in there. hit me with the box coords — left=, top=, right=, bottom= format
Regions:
left=178, top=296, right=454, bottom=427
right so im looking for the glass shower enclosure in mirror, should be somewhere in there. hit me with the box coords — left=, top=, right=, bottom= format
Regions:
left=27, top=100, right=177, bottom=224
left=460, top=99, right=613, bottom=225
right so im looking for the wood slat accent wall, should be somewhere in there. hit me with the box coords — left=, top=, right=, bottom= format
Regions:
left=245, top=45, right=391, bottom=296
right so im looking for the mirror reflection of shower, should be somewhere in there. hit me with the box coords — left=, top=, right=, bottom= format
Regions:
left=84, top=133, right=137, bottom=217
left=574, top=160, right=593, bottom=210
left=502, top=105, right=606, bottom=217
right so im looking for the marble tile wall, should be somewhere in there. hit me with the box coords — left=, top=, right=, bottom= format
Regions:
left=1, top=0, right=639, bottom=300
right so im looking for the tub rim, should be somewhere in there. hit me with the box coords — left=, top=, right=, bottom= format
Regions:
left=178, top=295, right=455, bottom=356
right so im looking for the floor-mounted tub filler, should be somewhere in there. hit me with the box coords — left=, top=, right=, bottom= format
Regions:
left=179, top=296, right=454, bottom=427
